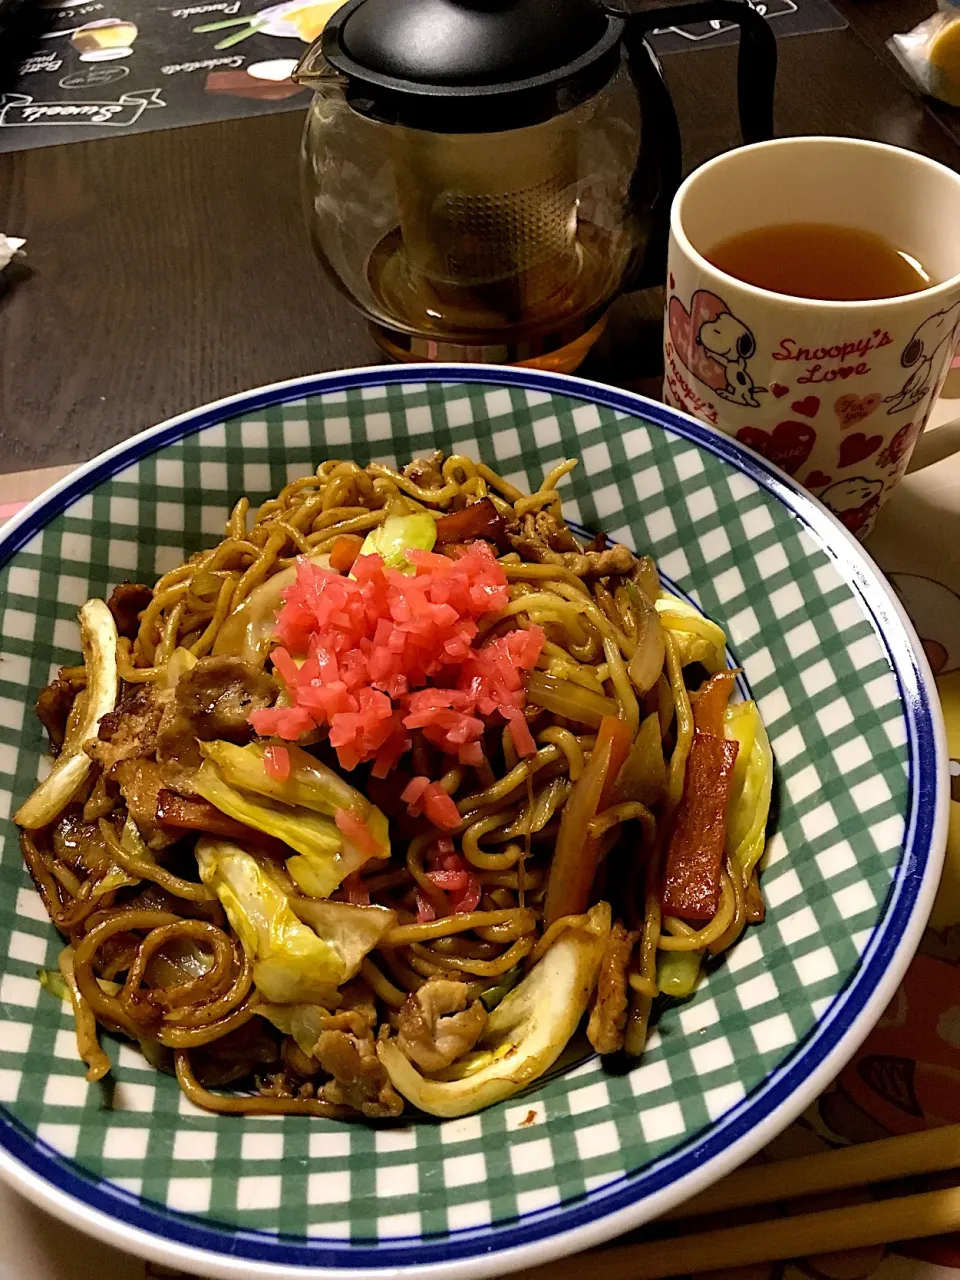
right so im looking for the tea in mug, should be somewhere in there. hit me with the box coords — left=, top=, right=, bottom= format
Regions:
left=703, top=222, right=934, bottom=301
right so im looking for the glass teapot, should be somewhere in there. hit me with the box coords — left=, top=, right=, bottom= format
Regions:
left=294, top=0, right=776, bottom=371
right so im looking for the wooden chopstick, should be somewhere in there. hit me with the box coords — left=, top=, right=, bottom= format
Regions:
left=510, top=1125, right=960, bottom=1280
left=513, top=1185, right=960, bottom=1280
left=667, top=1121, right=960, bottom=1217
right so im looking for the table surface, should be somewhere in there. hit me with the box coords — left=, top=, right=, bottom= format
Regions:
left=0, top=0, right=958, bottom=475
left=0, top=15, right=958, bottom=1272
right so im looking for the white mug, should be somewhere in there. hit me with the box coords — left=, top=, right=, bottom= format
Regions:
left=663, top=137, right=960, bottom=539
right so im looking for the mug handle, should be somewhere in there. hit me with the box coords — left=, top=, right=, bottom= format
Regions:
left=618, top=0, right=778, bottom=291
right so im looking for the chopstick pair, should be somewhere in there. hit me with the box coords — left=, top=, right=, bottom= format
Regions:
left=514, top=1123, right=960, bottom=1280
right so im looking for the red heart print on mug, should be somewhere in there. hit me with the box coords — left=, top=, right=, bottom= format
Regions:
left=834, top=393, right=881, bottom=428
left=736, top=421, right=815, bottom=475
left=838, top=432, right=883, bottom=467
left=790, top=396, right=820, bottom=419
left=805, top=470, right=833, bottom=489
left=878, top=420, right=922, bottom=468
left=771, top=383, right=790, bottom=399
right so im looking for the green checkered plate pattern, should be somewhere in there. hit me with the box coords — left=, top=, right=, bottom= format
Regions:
left=0, top=367, right=947, bottom=1280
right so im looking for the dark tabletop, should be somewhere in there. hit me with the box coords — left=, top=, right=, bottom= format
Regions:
left=0, top=0, right=958, bottom=475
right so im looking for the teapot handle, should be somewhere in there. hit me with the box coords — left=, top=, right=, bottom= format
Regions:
left=619, top=0, right=777, bottom=291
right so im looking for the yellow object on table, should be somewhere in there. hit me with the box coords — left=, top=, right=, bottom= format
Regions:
left=929, top=13, right=960, bottom=106
left=890, top=9, right=960, bottom=108
left=287, top=0, right=342, bottom=42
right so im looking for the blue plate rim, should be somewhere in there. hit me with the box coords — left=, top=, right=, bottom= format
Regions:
left=0, top=363, right=949, bottom=1280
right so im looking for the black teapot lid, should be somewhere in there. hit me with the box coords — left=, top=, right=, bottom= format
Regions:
left=320, top=0, right=625, bottom=131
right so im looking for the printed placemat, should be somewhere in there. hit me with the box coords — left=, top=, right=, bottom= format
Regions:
left=0, top=0, right=845, bottom=153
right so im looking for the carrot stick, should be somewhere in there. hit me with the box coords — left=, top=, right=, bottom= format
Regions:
left=661, top=731, right=738, bottom=921
left=329, top=535, right=363, bottom=573
left=692, top=669, right=738, bottom=737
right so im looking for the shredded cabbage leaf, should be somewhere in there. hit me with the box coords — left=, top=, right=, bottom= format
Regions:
left=38, top=964, right=121, bottom=1003
left=377, top=902, right=611, bottom=1117
left=37, top=968, right=71, bottom=1003
left=723, top=699, right=773, bottom=878
left=212, top=549, right=330, bottom=665
left=195, top=837, right=343, bottom=1004
left=193, top=760, right=377, bottom=898
left=16, top=599, right=118, bottom=829
left=655, top=593, right=727, bottom=674
left=200, top=741, right=390, bottom=858
left=656, top=949, right=702, bottom=998
left=290, top=898, right=396, bottom=982
left=357, top=513, right=436, bottom=574
left=161, top=646, right=198, bottom=690
left=258, top=1002, right=331, bottom=1056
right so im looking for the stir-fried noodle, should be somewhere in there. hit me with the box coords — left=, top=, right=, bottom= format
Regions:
left=17, top=453, right=772, bottom=1119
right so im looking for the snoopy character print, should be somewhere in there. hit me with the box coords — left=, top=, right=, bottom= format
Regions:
left=667, top=290, right=767, bottom=408
left=885, top=301, right=960, bottom=413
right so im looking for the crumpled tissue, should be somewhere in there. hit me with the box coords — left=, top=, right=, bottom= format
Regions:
left=0, top=236, right=26, bottom=270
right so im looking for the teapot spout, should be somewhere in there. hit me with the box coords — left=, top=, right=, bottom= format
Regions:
left=293, top=38, right=342, bottom=88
